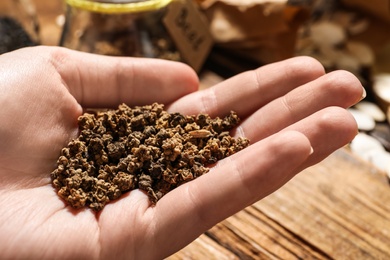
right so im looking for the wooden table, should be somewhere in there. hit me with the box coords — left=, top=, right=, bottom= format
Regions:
left=29, top=1, right=390, bottom=258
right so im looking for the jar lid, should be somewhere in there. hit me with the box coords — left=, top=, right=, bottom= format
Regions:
left=66, top=0, right=173, bottom=14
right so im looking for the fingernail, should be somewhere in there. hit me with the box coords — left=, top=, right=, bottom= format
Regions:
left=360, top=87, right=367, bottom=101
left=309, top=146, right=314, bottom=155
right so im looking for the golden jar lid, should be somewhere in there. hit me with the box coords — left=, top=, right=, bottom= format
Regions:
left=65, top=0, right=173, bottom=14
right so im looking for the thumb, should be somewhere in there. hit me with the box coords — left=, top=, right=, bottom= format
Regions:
left=47, top=46, right=199, bottom=108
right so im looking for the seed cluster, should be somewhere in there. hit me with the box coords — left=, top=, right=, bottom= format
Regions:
left=51, top=103, right=249, bottom=211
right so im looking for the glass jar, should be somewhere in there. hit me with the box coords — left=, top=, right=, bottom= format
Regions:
left=0, top=0, right=40, bottom=54
left=60, top=0, right=181, bottom=61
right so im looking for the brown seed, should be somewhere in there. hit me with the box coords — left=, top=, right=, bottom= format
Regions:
left=189, top=129, right=212, bottom=138
left=51, top=103, right=249, bottom=211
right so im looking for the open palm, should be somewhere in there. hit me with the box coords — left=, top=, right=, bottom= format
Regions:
left=0, top=46, right=364, bottom=259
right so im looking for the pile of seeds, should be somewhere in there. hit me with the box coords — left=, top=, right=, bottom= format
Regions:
left=51, top=103, right=249, bottom=211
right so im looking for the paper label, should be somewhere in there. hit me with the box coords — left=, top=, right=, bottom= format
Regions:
left=164, top=0, right=214, bottom=72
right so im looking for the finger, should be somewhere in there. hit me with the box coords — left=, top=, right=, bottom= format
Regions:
left=152, top=131, right=312, bottom=258
left=46, top=46, right=199, bottom=108
left=168, top=56, right=325, bottom=116
left=281, top=106, right=358, bottom=170
left=237, top=70, right=364, bottom=140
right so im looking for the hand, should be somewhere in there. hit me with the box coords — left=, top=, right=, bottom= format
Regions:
left=0, top=46, right=363, bottom=259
